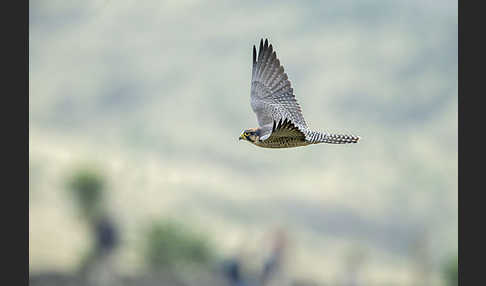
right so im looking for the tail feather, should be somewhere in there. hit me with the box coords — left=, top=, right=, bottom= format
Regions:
left=306, top=131, right=360, bottom=144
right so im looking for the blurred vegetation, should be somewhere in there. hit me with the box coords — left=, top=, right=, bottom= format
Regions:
left=144, top=220, right=215, bottom=271
left=66, top=165, right=120, bottom=278
left=66, top=166, right=106, bottom=221
left=442, top=254, right=458, bottom=286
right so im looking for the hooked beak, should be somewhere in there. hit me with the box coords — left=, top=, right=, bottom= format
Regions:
left=239, top=134, right=245, bottom=141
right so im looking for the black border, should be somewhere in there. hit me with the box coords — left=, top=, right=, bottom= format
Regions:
left=4, top=0, right=29, bottom=284
left=458, top=0, right=478, bottom=285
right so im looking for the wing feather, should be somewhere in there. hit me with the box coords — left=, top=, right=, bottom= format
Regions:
left=250, top=38, right=307, bottom=136
left=262, top=118, right=306, bottom=142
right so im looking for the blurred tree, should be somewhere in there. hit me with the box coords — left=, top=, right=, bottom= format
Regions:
left=442, top=254, right=458, bottom=286
left=67, top=166, right=106, bottom=221
left=66, top=165, right=120, bottom=284
left=144, top=220, right=214, bottom=271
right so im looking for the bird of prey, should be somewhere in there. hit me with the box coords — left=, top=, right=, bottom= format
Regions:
left=239, top=39, right=360, bottom=148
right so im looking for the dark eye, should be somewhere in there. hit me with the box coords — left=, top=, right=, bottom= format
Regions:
left=244, top=132, right=250, bottom=136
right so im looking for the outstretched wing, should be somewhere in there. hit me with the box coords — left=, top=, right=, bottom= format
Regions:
left=250, top=39, right=307, bottom=140
left=262, top=118, right=306, bottom=143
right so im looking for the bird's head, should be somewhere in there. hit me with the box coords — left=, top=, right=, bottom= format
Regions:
left=239, top=128, right=260, bottom=143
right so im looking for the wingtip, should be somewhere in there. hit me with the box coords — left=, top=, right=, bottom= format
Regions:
left=257, top=38, right=272, bottom=47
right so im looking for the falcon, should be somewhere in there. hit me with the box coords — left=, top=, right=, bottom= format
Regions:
left=239, top=38, right=360, bottom=148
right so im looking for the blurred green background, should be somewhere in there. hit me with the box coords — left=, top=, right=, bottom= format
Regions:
left=29, top=0, right=457, bottom=285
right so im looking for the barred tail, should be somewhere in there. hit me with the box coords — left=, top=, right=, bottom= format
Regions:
left=306, top=131, right=360, bottom=144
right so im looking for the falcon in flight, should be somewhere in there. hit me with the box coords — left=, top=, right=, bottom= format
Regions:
left=239, top=39, right=360, bottom=148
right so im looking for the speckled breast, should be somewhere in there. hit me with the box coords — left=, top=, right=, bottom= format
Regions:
left=254, top=138, right=311, bottom=149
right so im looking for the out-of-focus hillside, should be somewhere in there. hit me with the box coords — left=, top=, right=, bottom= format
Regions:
left=29, top=0, right=457, bottom=285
